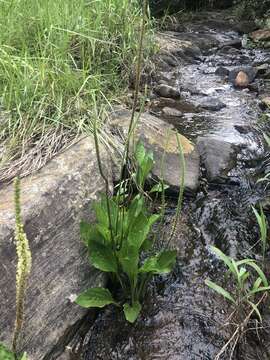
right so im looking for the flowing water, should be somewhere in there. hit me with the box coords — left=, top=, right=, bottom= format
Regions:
left=60, top=11, right=270, bottom=360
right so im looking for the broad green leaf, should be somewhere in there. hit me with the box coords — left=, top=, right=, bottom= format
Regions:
left=96, top=224, right=111, bottom=243
left=118, top=244, right=139, bottom=279
left=123, top=301, right=142, bottom=323
left=210, top=246, right=235, bottom=275
left=135, top=142, right=146, bottom=165
left=128, top=212, right=150, bottom=249
left=139, top=250, right=177, bottom=274
left=93, top=197, right=109, bottom=227
left=150, top=183, right=170, bottom=193
left=128, top=196, right=145, bottom=225
left=148, top=214, right=160, bottom=227
left=247, top=262, right=269, bottom=287
left=89, top=242, right=118, bottom=273
left=205, top=279, right=236, bottom=304
left=20, top=354, right=28, bottom=360
left=80, top=222, right=104, bottom=247
left=141, top=236, right=154, bottom=251
left=135, top=143, right=154, bottom=187
left=128, top=212, right=160, bottom=251
left=76, top=288, right=116, bottom=308
left=247, top=300, right=262, bottom=322
left=80, top=221, right=94, bottom=246
left=93, top=196, right=118, bottom=233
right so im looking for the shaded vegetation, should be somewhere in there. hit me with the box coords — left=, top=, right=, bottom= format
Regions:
left=149, top=0, right=234, bottom=15
left=234, top=0, right=270, bottom=20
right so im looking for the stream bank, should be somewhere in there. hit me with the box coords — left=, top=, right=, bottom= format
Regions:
left=60, top=9, right=270, bottom=360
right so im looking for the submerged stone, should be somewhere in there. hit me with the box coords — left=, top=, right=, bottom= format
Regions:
left=197, top=136, right=238, bottom=182
left=162, top=107, right=183, bottom=118
left=215, top=66, right=230, bottom=77
left=198, top=97, right=226, bottom=111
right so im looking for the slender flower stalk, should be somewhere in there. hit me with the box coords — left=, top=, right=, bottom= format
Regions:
left=12, top=178, right=32, bottom=358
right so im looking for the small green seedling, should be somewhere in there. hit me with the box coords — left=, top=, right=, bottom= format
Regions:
left=205, top=246, right=270, bottom=321
left=252, top=204, right=268, bottom=261
left=76, top=143, right=177, bottom=323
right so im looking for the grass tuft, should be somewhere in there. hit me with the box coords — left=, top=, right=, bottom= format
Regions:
left=0, top=0, right=152, bottom=182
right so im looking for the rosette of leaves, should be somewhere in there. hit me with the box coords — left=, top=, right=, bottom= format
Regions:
left=76, top=143, right=176, bottom=323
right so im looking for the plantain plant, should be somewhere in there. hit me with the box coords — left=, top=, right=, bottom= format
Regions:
left=205, top=246, right=270, bottom=321
left=76, top=142, right=177, bottom=323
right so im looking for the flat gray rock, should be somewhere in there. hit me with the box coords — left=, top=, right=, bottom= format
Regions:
left=154, top=84, right=180, bottom=99
left=197, top=136, right=238, bottom=181
left=198, top=97, right=226, bottom=111
left=0, top=137, right=111, bottom=359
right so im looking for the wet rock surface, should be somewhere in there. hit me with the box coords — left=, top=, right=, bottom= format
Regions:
left=228, top=66, right=257, bottom=87
left=0, top=138, right=111, bottom=360
left=197, top=136, right=238, bottom=181
left=197, top=97, right=226, bottom=111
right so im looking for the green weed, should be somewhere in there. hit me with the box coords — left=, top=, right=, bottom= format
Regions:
left=76, top=142, right=177, bottom=323
left=206, top=246, right=270, bottom=322
left=0, top=0, right=152, bottom=177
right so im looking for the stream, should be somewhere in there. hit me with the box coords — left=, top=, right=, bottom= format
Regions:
left=63, top=10, right=270, bottom=360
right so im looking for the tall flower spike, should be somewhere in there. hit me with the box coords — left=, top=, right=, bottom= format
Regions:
left=12, top=177, right=32, bottom=357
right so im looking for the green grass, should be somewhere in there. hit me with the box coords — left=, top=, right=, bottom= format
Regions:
left=0, top=0, right=152, bottom=180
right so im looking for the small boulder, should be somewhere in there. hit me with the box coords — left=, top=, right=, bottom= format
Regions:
left=250, top=29, right=270, bottom=42
left=235, top=71, right=250, bottom=88
left=154, top=84, right=181, bottom=99
left=215, top=66, right=230, bottom=78
left=260, top=97, right=270, bottom=109
left=219, top=39, right=242, bottom=49
left=228, top=67, right=257, bottom=88
left=162, top=107, right=183, bottom=118
left=150, top=98, right=199, bottom=114
left=198, top=97, right=226, bottom=111
left=197, top=136, right=238, bottom=182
